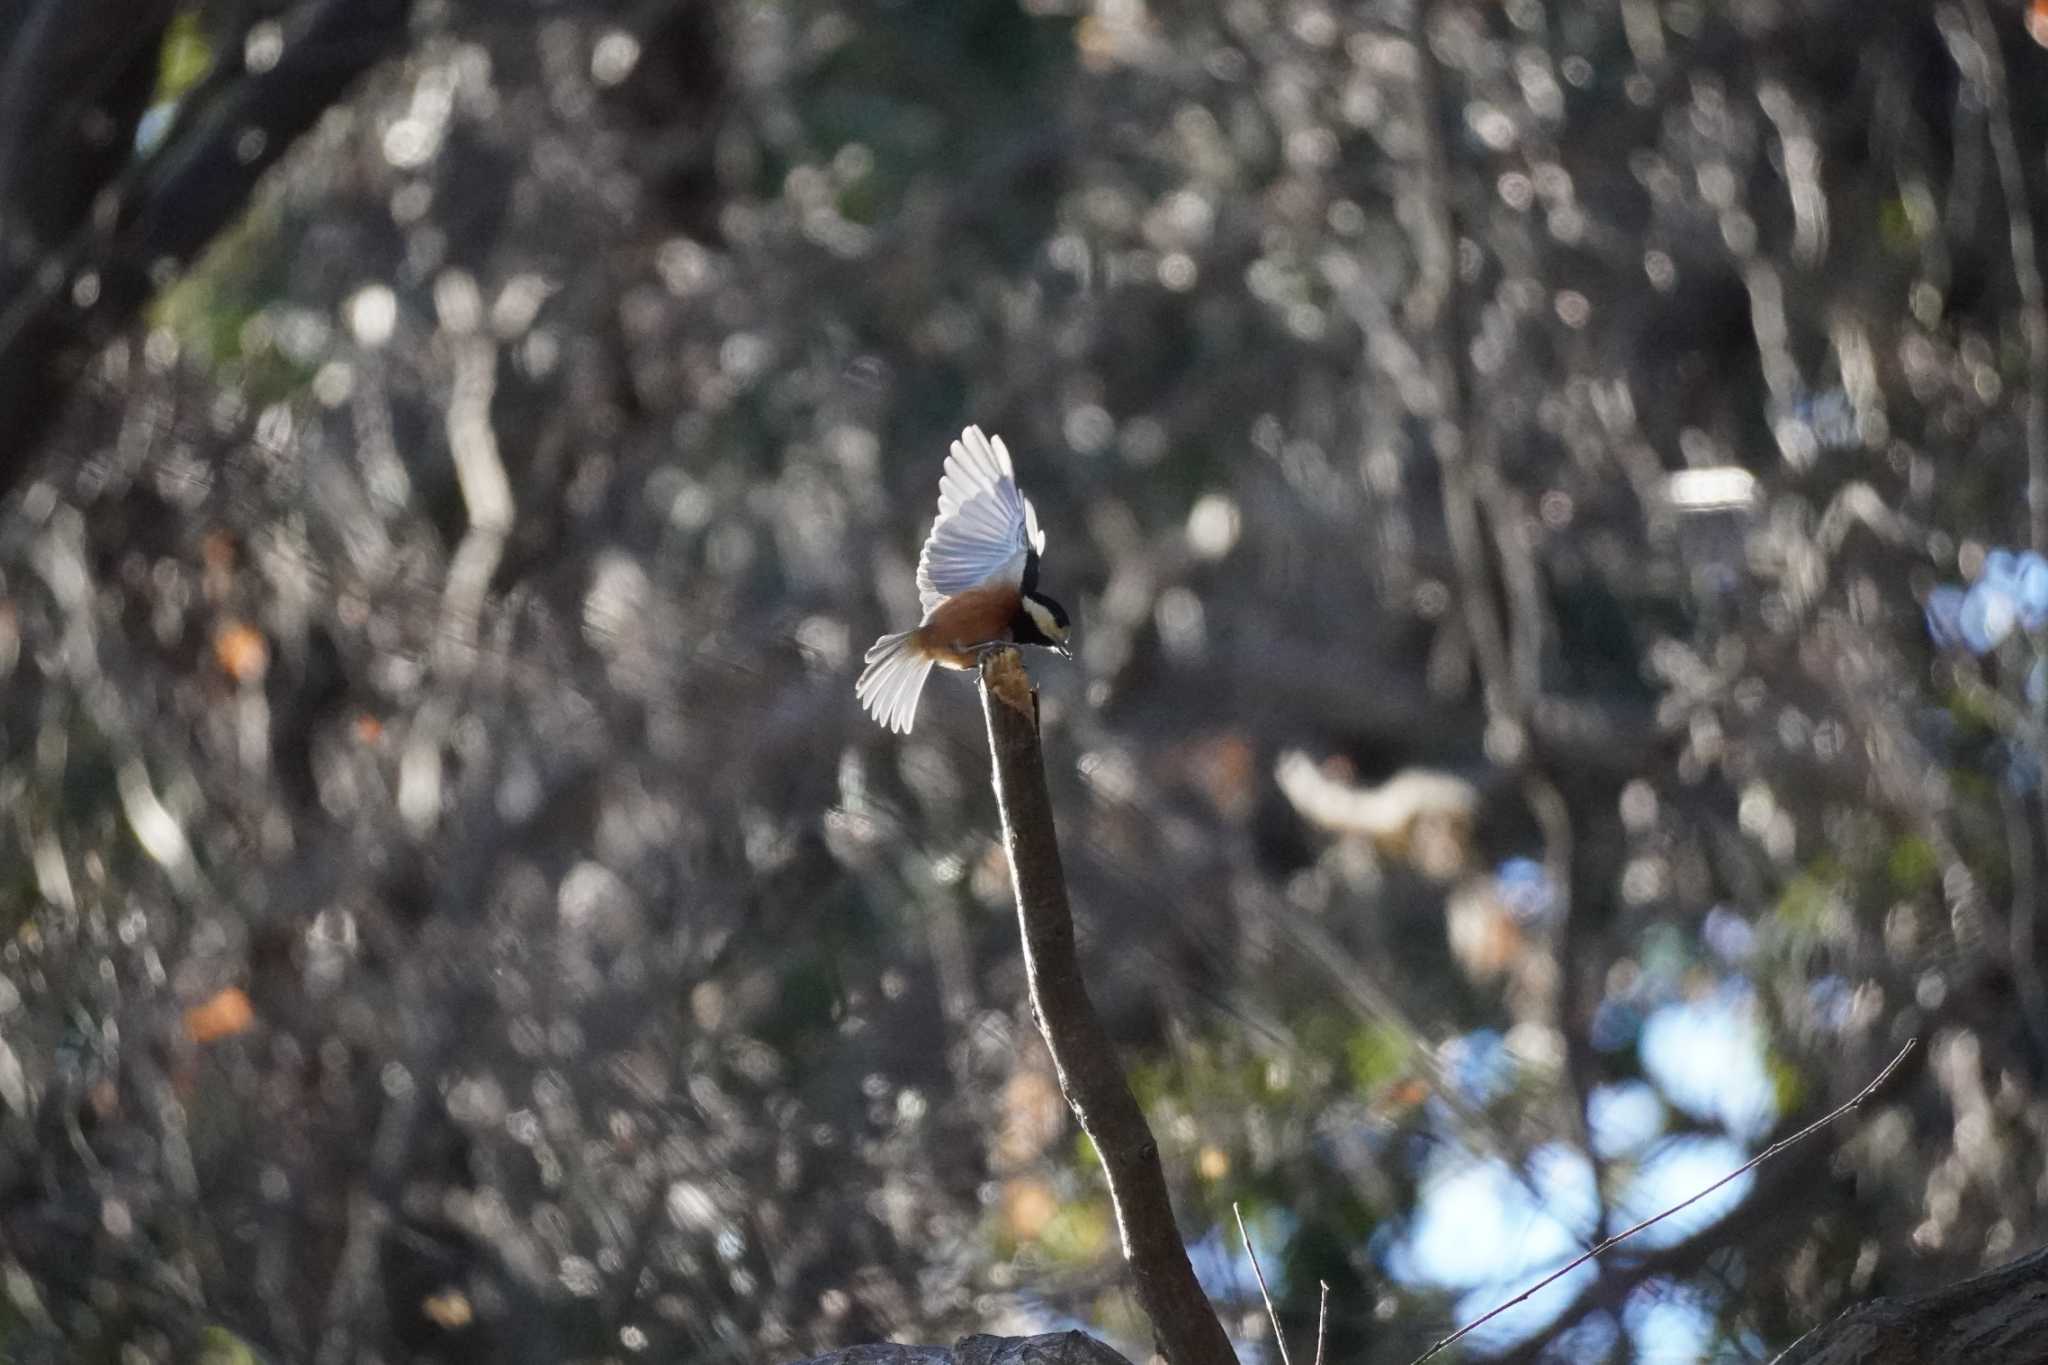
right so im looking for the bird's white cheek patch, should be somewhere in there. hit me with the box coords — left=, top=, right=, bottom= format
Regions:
left=1022, top=597, right=1064, bottom=641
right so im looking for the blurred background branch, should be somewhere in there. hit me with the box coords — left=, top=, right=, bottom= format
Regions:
left=0, top=0, right=414, bottom=491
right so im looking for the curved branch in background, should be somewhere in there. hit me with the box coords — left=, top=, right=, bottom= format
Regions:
left=0, top=0, right=413, bottom=497
left=977, top=649, right=1238, bottom=1365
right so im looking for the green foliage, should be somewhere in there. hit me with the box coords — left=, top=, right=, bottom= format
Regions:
left=1774, top=862, right=1845, bottom=933
left=1886, top=835, right=1939, bottom=896
left=195, top=1327, right=262, bottom=1365
left=1765, top=1049, right=1808, bottom=1118
left=148, top=193, right=310, bottom=406
left=1345, top=1021, right=1416, bottom=1094
left=1037, top=1196, right=1113, bottom=1265
left=155, top=12, right=213, bottom=104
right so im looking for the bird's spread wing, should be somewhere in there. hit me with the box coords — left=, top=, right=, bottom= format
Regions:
left=915, top=426, right=1045, bottom=614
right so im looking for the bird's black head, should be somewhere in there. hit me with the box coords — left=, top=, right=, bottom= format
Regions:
left=1014, top=590, right=1073, bottom=656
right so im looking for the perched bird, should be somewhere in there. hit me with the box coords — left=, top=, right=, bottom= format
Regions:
left=858, top=425, right=1072, bottom=733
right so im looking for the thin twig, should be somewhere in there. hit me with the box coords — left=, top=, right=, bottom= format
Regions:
left=1233, top=1203, right=1291, bottom=1365
left=1403, top=0, right=1515, bottom=726
left=1314, top=1281, right=1329, bottom=1365
left=1407, top=1038, right=1918, bottom=1364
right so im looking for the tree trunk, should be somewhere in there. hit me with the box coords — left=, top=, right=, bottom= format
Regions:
left=1770, top=1242, right=2048, bottom=1365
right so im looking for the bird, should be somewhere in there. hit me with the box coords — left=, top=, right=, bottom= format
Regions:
left=857, top=425, right=1072, bottom=733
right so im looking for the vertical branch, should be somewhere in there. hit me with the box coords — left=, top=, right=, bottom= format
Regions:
left=1403, top=3, right=1515, bottom=731
left=1955, top=0, right=2048, bottom=552
left=978, top=649, right=1238, bottom=1365
left=1402, top=0, right=1615, bottom=1282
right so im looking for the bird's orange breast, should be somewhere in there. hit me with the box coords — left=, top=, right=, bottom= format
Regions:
left=912, top=582, right=1021, bottom=668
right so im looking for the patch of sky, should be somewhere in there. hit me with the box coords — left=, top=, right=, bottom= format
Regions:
left=1611, top=1135, right=1755, bottom=1250
left=1543, top=1312, right=1623, bottom=1360
left=1494, top=856, right=1556, bottom=921
left=1700, top=905, right=1755, bottom=964
left=1926, top=546, right=2048, bottom=653
left=1188, top=1206, right=1296, bottom=1303
left=1391, top=988, right=1774, bottom=1354
left=1185, top=1210, right=1303, bottom=1365
left=136, top=104, right=177, bottom=156
left=1587, top=1080, right=1667, bottom=1160
left=1625, top=1279, right=1721, bottom=1363
left=1390, top=1131, right=1743, bottom=1355
left=1639, top=985, right=1776, bottom=1142
left=1440, top=1028, right=1514, bottom=1106
left=1388, top=1141, right=1598, bottom=1342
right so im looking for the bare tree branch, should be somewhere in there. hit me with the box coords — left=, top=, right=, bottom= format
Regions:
left=977, top=649, right=1238, bottom=1365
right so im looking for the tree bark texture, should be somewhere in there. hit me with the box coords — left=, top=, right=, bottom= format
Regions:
left=1771, top=1241, right=2048, bottom=1365
left=977, top=649, right=1239, bottom=1365
left=793, top=1332, right=1134, bottom=1365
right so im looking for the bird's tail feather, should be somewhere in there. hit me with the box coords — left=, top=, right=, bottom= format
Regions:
left=857, top=631, right=936, bottom=734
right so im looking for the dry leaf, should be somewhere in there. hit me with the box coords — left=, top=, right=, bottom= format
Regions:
left=213, top=622, right=269, bottom=684
left=201, top=530, right=237, bottom=602
left=183, top=986, right=256, bottom=1044
left=1001, top=1178, right=1058, bottom=1242
left=420, top=1290, right=474, bottom=1329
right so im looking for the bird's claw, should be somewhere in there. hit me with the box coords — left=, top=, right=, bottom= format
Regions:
left=969, top=640, right=1071, bottom=664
